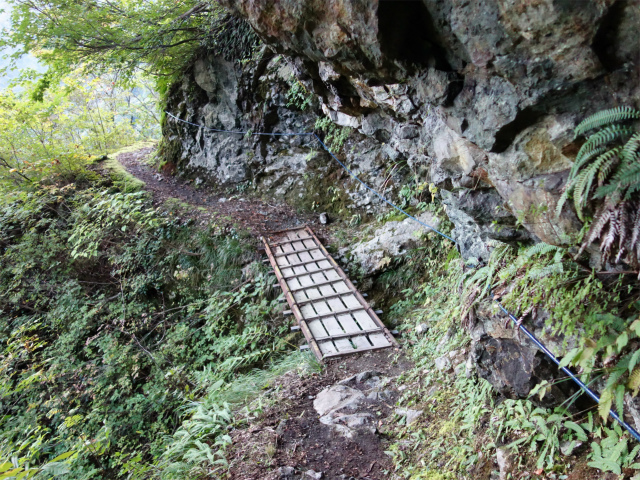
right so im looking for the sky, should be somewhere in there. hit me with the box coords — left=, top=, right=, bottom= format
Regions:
left=0, top=0, right=46, bottom=89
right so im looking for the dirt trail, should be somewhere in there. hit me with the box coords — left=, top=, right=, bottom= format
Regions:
left=227, top=350, right=411, bottom=480
left=117, top=146, right=411, bottom=479
left=117, top=146, right=326, bottom=236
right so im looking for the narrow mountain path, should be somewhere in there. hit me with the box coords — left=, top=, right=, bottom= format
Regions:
left=226, top=350, right=413, bottom=480
left=116, top=145, right=326, bottom=236
left=116, top=145, right=413, bottom=480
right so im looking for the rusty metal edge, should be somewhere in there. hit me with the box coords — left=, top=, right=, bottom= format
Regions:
left=262, top=236, right=324, bottom=362
left=304, top=226, right=400, bottom=349
left=268, top=235, right=315, bottom=247
left=264, top=224, right=309, bottom=236
left=322, top=343, right=392, bottom=359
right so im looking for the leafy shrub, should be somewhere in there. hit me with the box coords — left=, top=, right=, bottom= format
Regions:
left=0, top=73, right=158, bottom=194
left=286, top=76, right=314, bottom=111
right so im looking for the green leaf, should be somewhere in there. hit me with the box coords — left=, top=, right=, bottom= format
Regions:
left=49, top=450, right=76, bottom=463
left=564, top=421, right=588, bottom=441
left=558, top=348, right=580, bottom=369
left=615, top=385, right=625, bottom=417
left=616, top=331, right=629, bottom=352
left=587, top=459, right=622, bottom=474
left=629, top=349, right=640, bottom=373
left=0, top=469, right=23, bottom=480
left=599, top=388, right=614, bottom=422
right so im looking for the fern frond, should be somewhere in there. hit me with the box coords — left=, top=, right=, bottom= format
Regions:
left=631, top=208, right=640, bottom=251
left=609, top=148, right=640, bottom=184
left=597, top=150, right=620, bottom=187
left=574, top=106, right=640, bottom=137
left=620, top=132, right=640, bottom=164
left=579, top=206, right=612, bottom=254
left=628, top=368, right=640, bottom=394
left=526, top=263, right=564, bottom=279
left=621, top=171, right=640, bottom=196
left=576, top=126, right=634, bottom=163
left=615, top=202, right=629, bottom=263
left=569, top=146, right=607, bottom=179
left=555, top=188, right=570, bottom=218
left=598, top=387, right=613, bottom=422
left=573, top=165, right=599, bottom=220
left=600, top=208, right=621, bottom=263
left=597, top=168, right=640, bottom=198
left=523, top=242, right=562, bottom=258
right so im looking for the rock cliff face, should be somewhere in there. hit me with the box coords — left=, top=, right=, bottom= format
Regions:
left=165, top=0, right=639, bottom=259
left=161, top=0, right=639, bottom=403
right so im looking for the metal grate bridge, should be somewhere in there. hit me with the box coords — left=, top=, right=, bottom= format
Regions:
left=262, top=226, right=398, bottom=362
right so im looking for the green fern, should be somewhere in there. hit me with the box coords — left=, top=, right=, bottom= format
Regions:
left=574, top=106, right=640, bottom=137
left=558, top=107, right=640, bottom=271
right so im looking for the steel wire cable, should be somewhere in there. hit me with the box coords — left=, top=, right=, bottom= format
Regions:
left=166, top=110, right=640, bottom=441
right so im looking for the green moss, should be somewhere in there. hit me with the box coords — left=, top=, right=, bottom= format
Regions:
left=156, top=134, right=183, bottom=170
left=289, top=168, right=356, bottom=220
left=101, top=143, right=153, bottom=193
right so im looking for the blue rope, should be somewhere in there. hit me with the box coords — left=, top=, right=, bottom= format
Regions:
left=166, top=110, right=640, bottom=441
left=492, top=295, right=640, bottom=442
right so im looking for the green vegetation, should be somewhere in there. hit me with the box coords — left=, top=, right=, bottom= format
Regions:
left=102, top=143, right=157, bottom=193
left=460, top=240, right=640, bottom=424
left=557, top=106, right=640, bottom=269
left=358, top=189, right=638, bottom=477
left=0, top=179, right=302, bottom=478
left=314, top=116, right=352, bottom=153
left=286, top=76, right=314, bottom=111
left=1, top=0, right=638, bottom=476
left=0, top=72, right=158, bottom=195
left=1, top=0, right=255, bottom=79
left=379, top=248, right=636, bottom=477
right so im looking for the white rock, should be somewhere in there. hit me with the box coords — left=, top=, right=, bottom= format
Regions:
left=415, top=323, right=429, bottom=335
left=395, top=408, right=423, bottom=425
left=560, top=440, right=582, bottom=456
left=277, top=466, right=295, bottom=478
left=341, top=211, right=440, bottom=275
left=496, top=447, right=514, bottom=480
left=435, top=355, right=452, bottom=371
left=313, top=385, right=364, bottom=417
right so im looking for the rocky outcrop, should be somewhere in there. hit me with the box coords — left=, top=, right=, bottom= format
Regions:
left=313, top=370, right=395, bottom=439
left=165, top=0, right=639, bottom=259
left=161, top=0, right=639, bottom=409
left=214, top=0, right=638, bottom=249
left=162, top=48, right=415, bottom=218
left=468, top=300, right=580, bottom=406
left=338, top=211, right=441, bottom=274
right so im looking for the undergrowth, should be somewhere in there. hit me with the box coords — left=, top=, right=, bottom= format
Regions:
left=0, top=181, right=300, bottom=478
left=376, top=219, right=639, bottom=477
left=314, top=116, right=352, bottom=153
left=557, top=106, right=640, bottom=274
